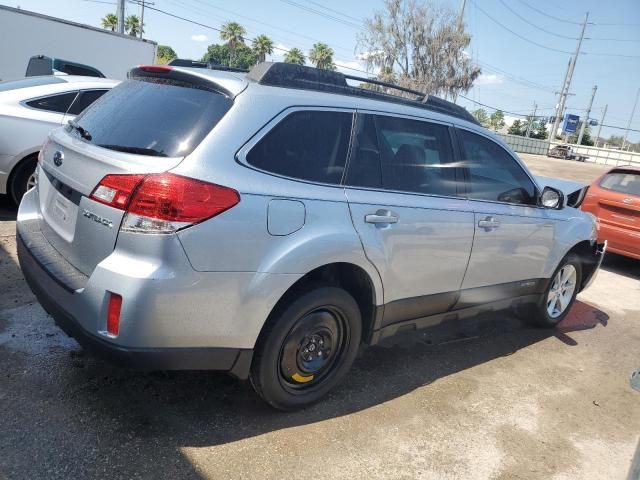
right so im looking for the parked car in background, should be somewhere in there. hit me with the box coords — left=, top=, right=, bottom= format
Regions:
left=0, top=75, right=118, bottom=204
left=548, top=144, right=589, bottom=162
left=582, top=165, right=640, bottom=260
left=17, top=62, right=605, bottom=410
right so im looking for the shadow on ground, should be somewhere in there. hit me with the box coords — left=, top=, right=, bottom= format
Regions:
left=0, top=295, right=610, bottom=479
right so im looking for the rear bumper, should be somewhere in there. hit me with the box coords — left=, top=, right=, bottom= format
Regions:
left=18, top=233, right=253, bottom=377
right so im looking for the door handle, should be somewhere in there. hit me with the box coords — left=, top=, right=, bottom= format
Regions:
left=478, top=216, right=500, bottom=231
left=365, top=210, right=399, bottom=225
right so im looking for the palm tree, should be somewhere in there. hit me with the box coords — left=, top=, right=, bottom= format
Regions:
left=220, top=21, right=246, bottom=67
left=284, top=48, right=306, bottom=65
left=101, top=13, right=118, bottom=32
left=125, top=15, right=143, bottom=37
left=309, top=42, right=335, bottom=70
left=252, top=34, right=274, bottom=64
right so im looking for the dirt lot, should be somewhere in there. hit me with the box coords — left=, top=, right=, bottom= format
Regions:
left=1, top=154, right=639, bottom=479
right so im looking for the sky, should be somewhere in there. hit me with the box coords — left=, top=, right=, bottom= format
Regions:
left=2, top=0, right=639, bottom=142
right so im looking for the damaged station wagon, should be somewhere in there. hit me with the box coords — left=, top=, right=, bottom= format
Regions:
left=17, top=62, right=605, bottom=409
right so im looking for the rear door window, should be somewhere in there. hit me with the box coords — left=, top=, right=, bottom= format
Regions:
left=246, top=110, right=353, bottom=184
left=346, top=113, right=458, bottom=197
left=599, top=172, right=640, bottom=196
left=72, top=78, right=233, bottom=157
left=457, top=129, right=537, bottom=205
left=25, top=92, right=78, bottom=114
left=67, top=89, right=109, bottom=115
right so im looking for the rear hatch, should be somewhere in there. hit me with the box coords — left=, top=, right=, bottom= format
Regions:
left=36, top=66, right=239, bottom=276
left=594, top=169, right=640, bottom=244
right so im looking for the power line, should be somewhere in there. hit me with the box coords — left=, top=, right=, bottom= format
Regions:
left=182, top=0, right=355, bottom=56
left=306, top=0, right=363, bottom=23
left=499, top=0, right=578, bottom=40
left=514, top=0, right=581, bottom=25
left=138, top=3, right=375, bottom=77
left=279, top=0, right=362, bottom=29
left=474, top=2, right=640, bottom=59
left=472, top=1, right=575, bottom=54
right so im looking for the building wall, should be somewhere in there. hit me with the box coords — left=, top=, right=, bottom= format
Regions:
left=0, top=5, right=156, bottom=81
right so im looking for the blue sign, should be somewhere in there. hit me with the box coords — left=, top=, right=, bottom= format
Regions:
left=563, top=114, right=580, bottom=133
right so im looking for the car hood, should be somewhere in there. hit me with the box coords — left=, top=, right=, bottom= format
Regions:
left=535, top=175, right=589, bottom=208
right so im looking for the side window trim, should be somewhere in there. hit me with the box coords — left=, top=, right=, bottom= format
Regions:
left=236, top=106, right=357, bottom=188
left=345, top=110, right=465, bottom=200
left=22, top=91, right=79, bottom=115
left=454, top=126, right=542, bottom=208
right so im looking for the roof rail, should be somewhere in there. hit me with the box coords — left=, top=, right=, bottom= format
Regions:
left=246, top=62, right=479, bottom=125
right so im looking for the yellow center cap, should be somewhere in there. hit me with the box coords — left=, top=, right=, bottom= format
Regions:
left=292, top=372, right=314, bottom=383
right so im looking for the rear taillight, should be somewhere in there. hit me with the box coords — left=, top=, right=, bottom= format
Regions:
left=90, top=173, right=240, bottom=233
left=91, top=174, right=146, bottom=209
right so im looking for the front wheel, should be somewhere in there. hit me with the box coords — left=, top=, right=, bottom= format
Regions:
left=250, top=287, right=362, bottom=410
left=519, top=254, right=582, bottom=327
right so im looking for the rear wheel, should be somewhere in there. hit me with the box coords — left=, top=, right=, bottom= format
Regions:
left=250, top=287, right=362, bottom=410
left=519, top=254, right=582, bottom=327
left=9, top=156, right=37, bottom=205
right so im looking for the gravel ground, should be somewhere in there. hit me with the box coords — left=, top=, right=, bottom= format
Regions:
left=0, top=154, right=638, bottom=479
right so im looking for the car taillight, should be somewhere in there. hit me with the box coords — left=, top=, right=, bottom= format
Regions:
left=90, top=173, right=240, bottom=233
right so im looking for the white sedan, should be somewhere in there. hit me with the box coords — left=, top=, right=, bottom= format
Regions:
left=0, top=75, right=118, bottom=204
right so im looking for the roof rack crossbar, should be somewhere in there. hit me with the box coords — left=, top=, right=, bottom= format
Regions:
left=246, top=63, right=479, bottom=126
left=342, top=73, right=426, bottom=101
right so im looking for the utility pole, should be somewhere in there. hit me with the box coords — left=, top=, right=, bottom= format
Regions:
left=457, top=0, right=467, bottom=30
left=139, top=0, right=145, bottom=39
left=525, top=101, right=537, bottom=138
left=116, top=0, right=125, bottom=34
left=550, top=12, right=589, bottom=145
left=622, top=88, right=639, bottom=150
left=577, top=85, right=597, bottom=146
left=595, top=104, right=607, bottom=147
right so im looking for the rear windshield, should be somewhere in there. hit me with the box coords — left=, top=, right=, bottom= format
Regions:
left=72, top=78, right=232, bottom=157
left=0, top=76, right=65, bottom=92
left=599, top=171, right=640, bottom=196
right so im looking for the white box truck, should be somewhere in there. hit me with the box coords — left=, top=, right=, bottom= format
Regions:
left=0, top=5, right=157, bottom=81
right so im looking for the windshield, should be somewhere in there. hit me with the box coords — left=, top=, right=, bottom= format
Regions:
left=71, top=78, right=233, bottom=157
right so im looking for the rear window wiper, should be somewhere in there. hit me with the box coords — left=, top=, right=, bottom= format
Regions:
left=68, top=119, right=92, bottom=141
left=97, top=144, right=168, bottom=157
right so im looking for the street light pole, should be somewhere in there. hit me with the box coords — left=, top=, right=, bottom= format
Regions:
left=550, top=12, right=589, bottom=145
left=622, top=88, right=639, bottom=150
left=577, top=85, right=597, bottom=146
left=595, top=104, right=607, bottom=147
left=116, top=0, right=125, bottom=34
left=457, top=0, right=467, bottom=30
left=525, top=101, right=537, bottom=138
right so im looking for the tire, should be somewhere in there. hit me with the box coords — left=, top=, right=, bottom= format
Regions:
left=519, top=254, right=582, bottom=328
left=250, top=287, right=362, bottom=410
left=9, top=156, right=37, bottom=206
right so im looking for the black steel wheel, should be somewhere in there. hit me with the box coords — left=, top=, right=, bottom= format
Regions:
left=250, top=287, right=362, bottom=410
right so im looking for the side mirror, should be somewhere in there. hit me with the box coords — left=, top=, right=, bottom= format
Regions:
left=540, top=186, right=564, bottom=210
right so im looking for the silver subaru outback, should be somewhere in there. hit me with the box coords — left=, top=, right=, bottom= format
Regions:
left=17, top=62, right=605, bottom=409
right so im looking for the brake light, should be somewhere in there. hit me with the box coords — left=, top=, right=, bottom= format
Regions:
left=138, top=64, right=173, bottom=73
left=90, top=173, right=240, bottom=233
left=107, top=293, right=122, bottom=336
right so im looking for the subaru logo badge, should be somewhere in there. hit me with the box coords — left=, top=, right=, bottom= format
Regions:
left=53, top=151, right=64, bottom=167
